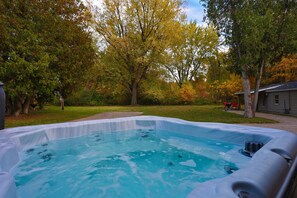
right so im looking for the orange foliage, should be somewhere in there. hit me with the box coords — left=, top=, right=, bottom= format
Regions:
left=210, top=74, right=243, bottom=101
left=193, top=81, right=210, bottom=99
left=263, top=54, right=297, bottom=84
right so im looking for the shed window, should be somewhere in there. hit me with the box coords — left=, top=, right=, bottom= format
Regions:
left=274, top=95, right=279, bottom=105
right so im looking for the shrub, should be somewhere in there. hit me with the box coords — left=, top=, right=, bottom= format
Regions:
left=179, top=83, right=196, bottom=104
left=139, top=89, right=164, bottom=105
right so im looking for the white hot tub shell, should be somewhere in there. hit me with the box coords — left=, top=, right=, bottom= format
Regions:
left=0, top=116, right=297, bottom=198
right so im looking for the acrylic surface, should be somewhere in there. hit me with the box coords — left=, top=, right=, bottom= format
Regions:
left=12, top=130, right=248, bottom=198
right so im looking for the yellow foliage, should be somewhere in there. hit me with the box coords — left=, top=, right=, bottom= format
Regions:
left=163, top=83, right=180, bottom=104
left=193, top=81, right=210, bottom=99
left=179, top=83, right=197, bottom=104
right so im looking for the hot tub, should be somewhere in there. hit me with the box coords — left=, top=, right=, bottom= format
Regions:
left=0, top=116, right=297, bottom=197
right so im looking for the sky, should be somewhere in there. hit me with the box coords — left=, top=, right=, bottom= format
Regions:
left=91, top=0, right=206, bottom=24
left=184, top=0, right=206, bottom=25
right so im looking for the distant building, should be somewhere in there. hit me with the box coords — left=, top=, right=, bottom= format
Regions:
left=235, top=81, right=297, bottom=116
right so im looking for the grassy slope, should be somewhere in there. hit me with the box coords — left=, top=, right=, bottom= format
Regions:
left=5, top=105, right=276, bottom=128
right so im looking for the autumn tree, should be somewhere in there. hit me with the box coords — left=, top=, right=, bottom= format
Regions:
left=91, top=0, right=184, bottom=105
left=163, top=22, right=219, bottom=87
left=263, top=54, right=297, bottom=84
left=217, top=74, right=242, bottom=101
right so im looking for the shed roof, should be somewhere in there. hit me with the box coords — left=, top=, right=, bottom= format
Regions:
left=235, top=81, right=297, bottom=95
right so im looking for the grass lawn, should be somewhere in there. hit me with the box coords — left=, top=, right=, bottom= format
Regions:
left=4, top=105, right=276, bottom=128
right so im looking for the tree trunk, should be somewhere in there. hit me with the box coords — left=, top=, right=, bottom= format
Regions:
left=252, top=61, right=264, bottom=117
left=242, top=70, right=253, bottom=118
left=6, top=96, right=13, bottom=115
left=13, top=99, right=22, bottom=117
left=60, top=96, right=64, bottom=111
left=23, top=96, right=33, bottom=114
left=131, top=82, right=138, bottom=105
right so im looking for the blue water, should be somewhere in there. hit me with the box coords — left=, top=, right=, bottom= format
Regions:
left=12, top=130, right=249, bottom=198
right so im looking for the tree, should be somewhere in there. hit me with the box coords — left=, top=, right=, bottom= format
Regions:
left=138, top=68, right=169, bottom=105
left=40, top=0, right=96, bottom=102
left=206, top=52, right=230, bottom=84
left=0, top=0, right=55, bottom=116
left=217, top=74, right=242, bottom=101
left=91, top=0, right=184, bottom=105
left=263, top=54, right=297, bottom=84
left=202, top=0, right=297, bottom=117
left=179, top=83, right=196, bottom=104
left=247, top=1, right=297, bottom=117
left=88, top=52, right=130, bottom=105
left=164, top=22, right=219, bottom=87
left=0, top=0, right=96, bottom=115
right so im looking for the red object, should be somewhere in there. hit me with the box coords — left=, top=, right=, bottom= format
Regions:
left=231, top=101, right=238, bottom=109
left=224, top=101, right=239, bottom=110
left=224, top=102, right=232, bottom=110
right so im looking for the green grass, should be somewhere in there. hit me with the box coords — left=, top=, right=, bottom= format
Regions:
left=5, top=105, right=276, bottom=128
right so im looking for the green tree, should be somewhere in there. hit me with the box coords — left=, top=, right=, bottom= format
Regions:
left=0, top=0, right=55, bottom=116
left=0, top=0, right=96, bottom=115
left=206, top=52, right=230, bottom=84
left=89, top=52, right=130, bottom=105
left=91, top=0, right=184, bottom=105
left=36, top=0, right=96, bottom=106
left=202, top=0, right=297, bottom=117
